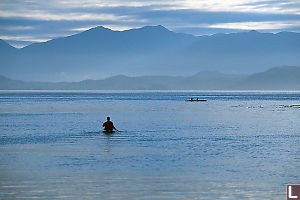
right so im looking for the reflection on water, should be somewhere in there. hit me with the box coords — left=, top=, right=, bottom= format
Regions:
left=0, top=91, right=300, bottom=199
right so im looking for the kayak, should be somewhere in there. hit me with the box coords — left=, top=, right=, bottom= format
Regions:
left=186, top=99, right=207, bottom=102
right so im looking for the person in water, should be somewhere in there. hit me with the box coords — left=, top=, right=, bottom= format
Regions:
left=102, top=117, right=118, bottom=132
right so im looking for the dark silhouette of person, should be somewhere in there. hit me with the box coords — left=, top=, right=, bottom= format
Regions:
left=102, top=117, right=118, bottom=132
left=196, top=98, right=199, bottom=101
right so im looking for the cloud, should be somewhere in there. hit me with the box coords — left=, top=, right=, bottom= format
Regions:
left=1, top=0, right=300, bottom=47
left=0, top=10, right=143, bottom=22
left=0, top=25, right=34, bottom=31
left=55, top=0, right=300, bottom=15
left=153, top=0, right=300, bottom=15
left=207, top=20, right=300, bottom=30
left=58, top=0, right=169, bottom=8
left=0, top=35, right=49, bottom=43
left=2, top=0, right=300, bottom=21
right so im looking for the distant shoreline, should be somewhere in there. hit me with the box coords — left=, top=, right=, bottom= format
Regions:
left=1, top=66, right=300, bottom=90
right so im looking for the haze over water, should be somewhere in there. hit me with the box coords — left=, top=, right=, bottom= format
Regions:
left=0, top=91, right=299, bottom=199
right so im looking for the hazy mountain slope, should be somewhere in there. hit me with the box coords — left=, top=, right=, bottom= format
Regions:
left=0, top=39, right=17, bottom=52
left=21, top=25, right=196, bottom=54
left=0, top=75, right=26, bottom=89
left=238, top=66, right=300, bottom=90
left=0, top=26, right=299, bottom=81
left=1, top=26, right=197, bottom=81
left=181, top=31, right=300, bottom=73
left=0, top=39, right=18, bottom=66
left=1, top=66, right=299, bottom=90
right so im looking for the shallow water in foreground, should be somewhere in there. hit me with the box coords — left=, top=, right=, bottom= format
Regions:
left=0, top=91, right=299, bottom=199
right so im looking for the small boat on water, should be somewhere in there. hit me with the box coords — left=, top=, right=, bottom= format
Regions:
left=186, top=98, right=207, bottom=102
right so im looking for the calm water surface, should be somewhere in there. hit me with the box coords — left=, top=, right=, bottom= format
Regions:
left=0, top=91, right=299, bottom=199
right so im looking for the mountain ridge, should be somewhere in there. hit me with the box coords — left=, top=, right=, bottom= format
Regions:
left=1, top=25, right=300, bottom=82
left=1, top=66, right=299, bottom=90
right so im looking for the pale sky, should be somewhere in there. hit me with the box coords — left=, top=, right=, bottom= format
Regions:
left=1, top=0, right=300, bottom=47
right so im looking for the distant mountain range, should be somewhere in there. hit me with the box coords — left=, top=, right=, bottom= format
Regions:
left=0, top=25, right=300, bottom=82
left=1, top=66, right=299, bottom=90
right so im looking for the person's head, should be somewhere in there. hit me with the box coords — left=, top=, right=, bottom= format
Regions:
left=107, top=116, right=110, bottom=121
